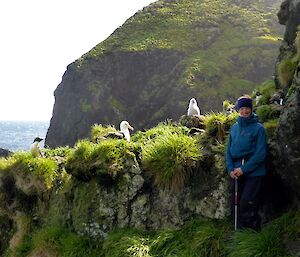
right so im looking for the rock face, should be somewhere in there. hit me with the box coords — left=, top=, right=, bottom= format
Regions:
left=42, top=154, right=229, bottom=237
left=270, top=0, right=300, bottom=208
left=0, top=147, right=229, bottom=244
left=277, top=0, right=300, bottom=45
left=270, top=69, right=300, bottom=207
left=46, top=0, right=283, bottom=147
left=46, top=50, right=187, bottom=147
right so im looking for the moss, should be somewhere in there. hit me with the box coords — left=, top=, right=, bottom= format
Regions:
left=109, top=96, right=126, bottom=113
left=252, top=80, right=276, bottom=105
left=72, top=180, right=99, bottom=234
left=263, top=119, right=279, bottom=139
left=277, top=59, right=298, bottom=87
left=256, top=105, right=281, bottom=123
left=81, top=99, right=92, bottom=113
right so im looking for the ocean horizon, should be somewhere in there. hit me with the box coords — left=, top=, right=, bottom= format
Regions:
left=0, top=120, right=49, bottom=152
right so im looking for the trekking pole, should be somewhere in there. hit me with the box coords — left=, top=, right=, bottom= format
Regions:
left=234, top=177, right=238, bottom=231
left=234, top=159, right=244, bottom=231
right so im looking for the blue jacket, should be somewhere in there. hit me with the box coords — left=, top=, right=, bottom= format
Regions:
left=226, top=113, right=267, bottom=176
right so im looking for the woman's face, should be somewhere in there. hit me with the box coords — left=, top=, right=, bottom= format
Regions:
left=239, top=107, right=252, bottom=117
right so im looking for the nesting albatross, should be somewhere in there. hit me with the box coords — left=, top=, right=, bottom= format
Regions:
left=120, top=120, right=134, bottom=142
left=104, top=121, right=134, bottom=142
left=187, top=98, right=200, bottom=116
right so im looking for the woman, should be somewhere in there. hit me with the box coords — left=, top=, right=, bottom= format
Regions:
left=226, top=95, right=267, bottom=231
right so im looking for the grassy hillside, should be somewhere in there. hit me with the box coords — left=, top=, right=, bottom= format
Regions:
left=46, top=0, right=283, bottom=147
left=77, top=0, right=283, bottom=106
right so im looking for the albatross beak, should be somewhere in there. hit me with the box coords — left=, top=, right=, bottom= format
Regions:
left=128, top=125, right=134, bottom=131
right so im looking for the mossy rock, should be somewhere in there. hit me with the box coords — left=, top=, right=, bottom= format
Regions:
left=179, top=114, right=206, bottom=129
left=256, top=104, right=282, bottom=123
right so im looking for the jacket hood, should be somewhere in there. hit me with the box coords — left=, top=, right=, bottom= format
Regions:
left=237, top=113, right=259, bottom=126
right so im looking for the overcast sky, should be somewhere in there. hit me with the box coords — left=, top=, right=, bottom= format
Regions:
left=0, top=0, right=157, bottom=121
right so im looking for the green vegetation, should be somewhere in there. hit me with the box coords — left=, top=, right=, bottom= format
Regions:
left=2, top=89, right=299, bottom=257
left=142, top=132, right=202, bottom=191
left=203, top=112, right=238, bottom=143
left=6, top=211, right=300, bottom=257
left=252, top=80, right=276, bottom=106
left=263, top=119, right=279, bottom=139
left=0, top=152, right=58, bottom=190
left=277, top=59, right=299, bottom=87
left=65, top=139, right=139, bottom=182
left=43, top=146, right=72, bottom=158
left=6, top=226, right=102, bottom=257
left=132, top=122, right=190, bottom=145
left=229, top=211, right=300, bottom=257
left=90, top=124, right=116, bottom=143
left=73, top=0, right=282, bottom=112
left=83, top=0, right=281, bottom=55
left=277, top=31, right=300, bottom=89
left=256, top=105, right=281, bottom=123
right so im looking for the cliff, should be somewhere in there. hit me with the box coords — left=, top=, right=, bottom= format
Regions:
left=269, top=0, right=300, bottom=208
left=1, top=0, right=300, bottom=256
left=46, top=0, right=283, bottom=147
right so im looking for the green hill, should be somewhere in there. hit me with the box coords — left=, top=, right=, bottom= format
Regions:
left=46, top=0, right=283, bottom=147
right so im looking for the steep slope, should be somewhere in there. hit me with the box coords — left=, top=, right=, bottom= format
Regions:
left=46, top=0, right=283, bottom=147
left=270, top=0, right=300, bottom=208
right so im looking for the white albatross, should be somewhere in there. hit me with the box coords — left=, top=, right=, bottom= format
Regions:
left=187, top=98, right=200, bottom=116
left=30, top=137, right=43, bottom=157
left=120, top=121, right=134, bottom=142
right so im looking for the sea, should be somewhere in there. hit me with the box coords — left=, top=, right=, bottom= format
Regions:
left=0, top=120, right=49, bottom=152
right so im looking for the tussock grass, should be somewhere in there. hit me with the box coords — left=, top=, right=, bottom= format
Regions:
left=142, top=132, right=201, bottom=191
left=0, top=152, right=58, bottom=190
left=277, top=59, right=298, bottom=88
left=91, top=124, right=116, bottom=143
left=229, top=211, right=300, bottom=257
left=12, top=152, right=58, bottom=190
left=7, top=226, right=102, bottom=257
left=252, top=80, right=276, bottom=106
left=65, top=139, right=139, bottom=182
left=102, top=229, right=151, bottom=257
left=228, top=228, right=285, bottom=257
left=6, top=212, right=299, bottom=257
left=203, top=112, right=238, bottom=143
left=256, top=105, right=281, bottom=123
left=151, top=218, right=230, bottom=257
left=43, top=146, right=72, bottom=158
left=102, top=218, right=230, bottom=257
left=132, top=123, right=190, bottom=145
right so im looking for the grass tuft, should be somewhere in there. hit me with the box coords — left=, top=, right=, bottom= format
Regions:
left=256, top=105, right=281, bottom=123
left=91, top=124, right=116, bottom=143
left=203, top=112, right=238, bottom=143
left=65, top=139, right=139, bottom=182
left=252, top=80, right=276, bottom=106
left=277, top=59, right=298, bottom=88
left=142, top=132, right=201, bottom=191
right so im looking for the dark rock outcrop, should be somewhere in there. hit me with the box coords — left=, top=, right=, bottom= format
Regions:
left=277, top=0, right=300, bottom=45
left=270, top=67, right=300, bottom=207
left=46, top=50, right=187, bottom=147
left=270, top=0, right=300, bottom=208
